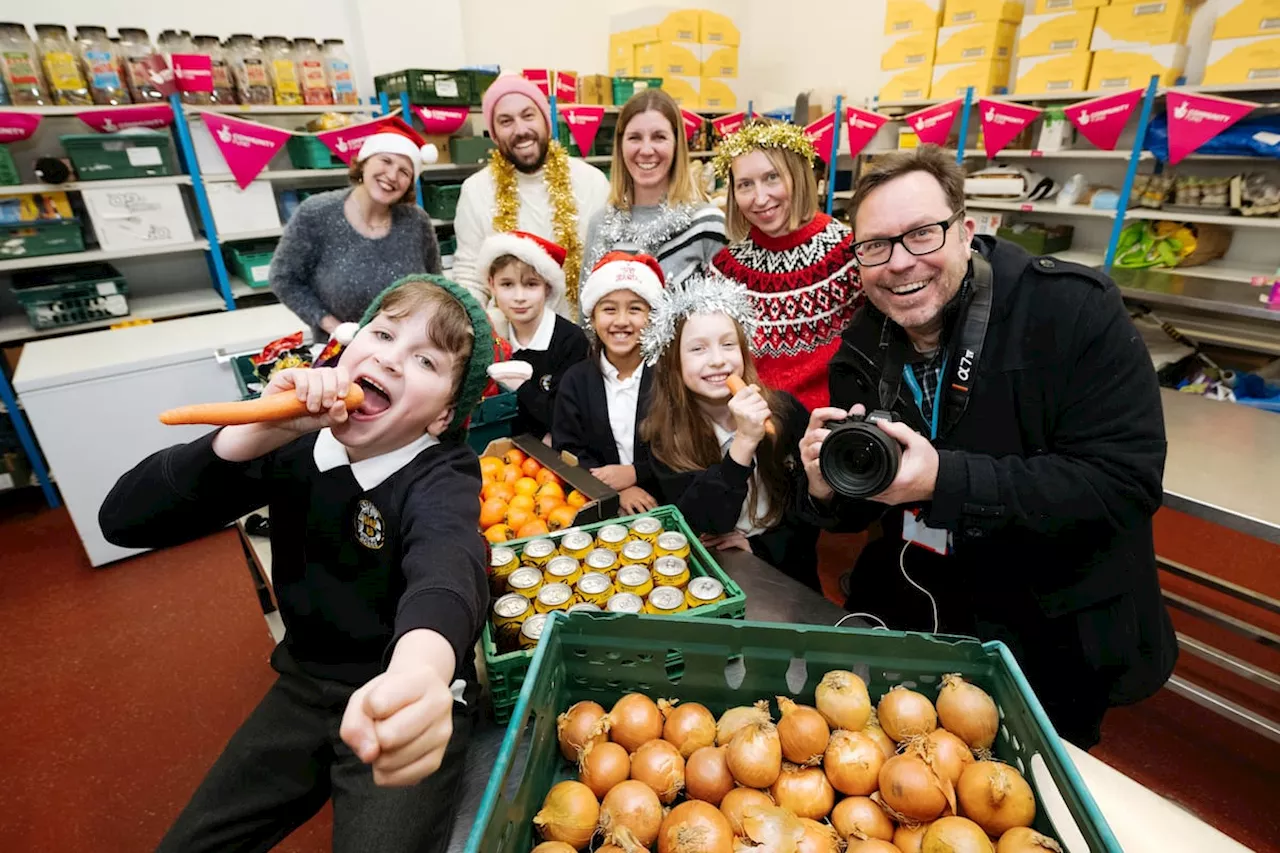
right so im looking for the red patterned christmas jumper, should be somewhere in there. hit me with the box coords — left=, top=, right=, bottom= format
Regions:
left=711, top=213, right=861, bottom=410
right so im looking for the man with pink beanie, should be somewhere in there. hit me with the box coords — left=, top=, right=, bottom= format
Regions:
left=453, top=73, right=610, bottom=325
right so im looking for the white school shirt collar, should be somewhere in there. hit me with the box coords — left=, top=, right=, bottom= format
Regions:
left=313, top=428, right=440, bottom=491
left=710, top=420, right=769, bottom=538
left=599, top=352, right=643, bottom=386
left=510, top=306, right=556, bottom=352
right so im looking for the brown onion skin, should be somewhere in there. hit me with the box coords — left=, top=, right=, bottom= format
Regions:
left=824, top=728, right=886, bottom=796
left=777, top=696, right=832, bottom=765
left=893, top=822, right=931, bottom=853
left=996, top=827, right=1063, bottom=853
left=600, top=780, right=663, bottom=848
left=922, top=816, right=995, bottom=853
left=719, top=787, right=775, bottom=836
left=865, top=724, right=896, bottom=760
left=845, top=839, right=902, bottom=852
left=533, top=780, right=600, bottom=850
left=579, top=741, right=631, bottom=800
left=770, top=764, right=836, bottom=821
left=920, top=728, right=976, bottom=786
left=796, top=818, right=842, bottom=853
left=658, top=800, right=734, bottom=853
left=558, top=701, right=608, bottom=761
left=630, top=738, right=686, bottom=804
left=663, top=701, right=718, bottom=758
left=831, top=795, right=894, bottom=842
left=685, top=745, right=735, bottom=806
left=877, top=686, right=938, bottom=743
left=531, top=844, right=578, bottom=853
left=610, top=694, right=665, bottom=753
left=937, top=675, right=999, bottom=751
left=815, top=670, right=873, bottom=731
left=879, top=754, right=949, bottom=822
left=716, top=702, right=771, bottom=746
left=726, top=721, right=783, bottom=789
left=957, top=762, right=1036, bottom=837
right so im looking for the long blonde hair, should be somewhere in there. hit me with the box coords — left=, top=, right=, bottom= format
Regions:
left=609, top=89, right=704, bottom=209
left=724, top=147, right=819, bottom=242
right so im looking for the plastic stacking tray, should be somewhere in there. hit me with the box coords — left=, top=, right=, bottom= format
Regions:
left=467, top=613, right=1121, bottom=853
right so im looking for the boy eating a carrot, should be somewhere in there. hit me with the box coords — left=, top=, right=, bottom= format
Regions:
left=100, top=274, right=493, bottom=853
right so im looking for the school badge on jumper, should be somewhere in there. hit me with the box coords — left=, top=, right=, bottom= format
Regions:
left=540, top=374, right=553, bottom=392
left=355, top=499, right=385, bottom=550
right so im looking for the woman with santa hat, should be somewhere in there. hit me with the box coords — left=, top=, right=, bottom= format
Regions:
left=271, top=116, right=444, bottom=342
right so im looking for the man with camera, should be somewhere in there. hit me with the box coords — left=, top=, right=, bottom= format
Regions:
left=800, top=146, right=1176, bottom=748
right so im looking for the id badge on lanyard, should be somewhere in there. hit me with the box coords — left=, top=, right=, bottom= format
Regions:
left=903, top=508, right=951, bottom=555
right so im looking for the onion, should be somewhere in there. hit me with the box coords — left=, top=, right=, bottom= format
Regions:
left=610, top=693, right=665, bottom=753
left=796, top=818, right=841, bottom=853
left=579, top=740, right=631, bottom=800
left=937, top=675, right=999, bottom=750
left=686, top=745, right=736, bottom=805
left=845, top=842, right=901, bottom=853
left=717, top=700, right=772, bottom=746
left=893, top=822, right=932, bottom=853
left=596, top=847, right=626, bottom=853
left=776, top=696, right=831, bottom=766
left=534, top=780, right=600, bottom=850
left=631, top=738, right=686, bottom=804
left=907, top=729, right=975, bottom=786
left=996, top=827, right=1063, bottom=853
left=558, top=700, right=609, bottom=761
left=742, top=805, right=805, bottom=853
left=661, top=699, right=718, bottom=758
left=720, top=787, right=775, bottom=836
left=957, top=762, right=1035, bottom=837
left=823, top=728, right=885, bottom=796
left=658, top=800, right=734, bottom=853
left=531, top=844, right=578, bottom=853
left=815, top=670, right=872, bottom=731
left=770, top=763, right=836, bottom=821
left=727, top=721, right=783, bottom=788
left=922, top=816, right=995, bottom=853
left=877, top=686, right=937, bottom=743
left=599, top=779, right=663, bottom=848
left=864, top=721, right=897, bottom=760
left=878, top=754, right=950, bottom=823
left=830, top=796, right=894, bottom=842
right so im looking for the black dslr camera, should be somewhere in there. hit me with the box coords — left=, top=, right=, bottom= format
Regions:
left=818, top=410, right=901, bottom=499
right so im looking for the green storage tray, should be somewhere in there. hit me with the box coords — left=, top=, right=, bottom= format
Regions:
left=0, top=219, right=85, bottom=259
left=423, top=183, right=462, bottom=221
left=60, top=132, right=175, bottom=180
left=449, top=136, right=497, bottom=165
left=998, top=224, right=1074, bottom=255
left=375, top=68, right=473, bottom=106
left=225, top=240, right=276, bottom=288
left=12, top=262, right=129, bottom=330
left=481, top=505, right=746, bottom=724
left=611, top=76, right=663, bottom=104
left=286, top=135, right=345, bottom=170
left=467, top=70, right=499, bottom=105
left=0, top=145, right=19, bottom=185
left=233, top=354, right=265, bottom=400
left=556, top=122, right=592, bottom=158
left=468, top=613, right=1121, bottom=853
left=439, top=236, right=458, bottom=256
left=466, top=389, right=517, bottom=456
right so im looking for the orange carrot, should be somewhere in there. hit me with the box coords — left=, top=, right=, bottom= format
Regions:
left=725, top=374, right=777, bottom=437
left=159, top=385, right=365, bottom=426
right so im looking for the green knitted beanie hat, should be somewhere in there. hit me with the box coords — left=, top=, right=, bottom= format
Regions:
left=356, top=273, right=495, bottom=440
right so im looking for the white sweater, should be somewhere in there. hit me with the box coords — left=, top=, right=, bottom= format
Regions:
left=453, top=157, right=611, bottom=323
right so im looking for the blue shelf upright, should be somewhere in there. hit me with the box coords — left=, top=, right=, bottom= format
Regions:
left=168, top=94, right=235, bottom=310
left=1103, top=76, right=1161, bottom=271
left=825, top=95, right=844, bottom=217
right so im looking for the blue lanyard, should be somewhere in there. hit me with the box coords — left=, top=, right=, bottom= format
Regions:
left=901, top=353, right=947, bottom=440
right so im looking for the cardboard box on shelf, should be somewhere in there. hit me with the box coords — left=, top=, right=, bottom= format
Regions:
left=935, top=21, right=1018, bottom=64
left=1018, top=10, right=1098, bottom=55
left=656, top=9, right=700, bottom=41
left=898, top=127, right=922, bottom=148
left=1088, top=44, right=1188, bottom=89
left=609, top=32, right=637, bottom=76
left=880, top=66, right=934, bottom=101
left=580, top=74, right=614, bottom=105
left=1014, top=51, right=1094, bottom=94
left=700, top=10, right=741, bottom=45
left=1202, top=35, right=1280, bottom=85
left=206, top=181, right=280, bottom=235
left=1034, top=0, right=1109, bottom=10
left=882, top=29, right=938, bottom=70
left=80, top=185, right=194, bottom=250
left=635, top=41, right=702, bottom=77
left=662, top=76, right=701, bottom=107
left=702, top=45, right=739, bottom=78
left=885, top=0, right=945, bottom=34
left=972, top=211, right=1006, bottom=235
left=699, top=77, right=744, bottom=110
left=943, top=0, right=1025, bottom=25
left=1092, top=1, right=1195, bottom=49
left=1213, top=0, right=1280, bottom=40
left=931, top=58, right=1012, bottom=97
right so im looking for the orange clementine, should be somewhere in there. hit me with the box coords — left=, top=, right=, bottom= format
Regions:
left=566, top=490, right=588, bottom=508
left=479, top=456, right=505, bottom=481
left=482, top=481, right=516, bottom=503
left=513, top=477, right=539, bottom=497
left=505, top=506, right=535, bottom=532
left=502, top=448, right=527, bottom=467
left=535, top=481, right=565, bottom=501
left=534, top=494, right=565, bottom=518
left=508, top=494, right=535, bottom=514
left=521, top=457, right=543, bottom=478
left=535, top=468, right=560, bottom=486
left=516, top=519, right=550, bottom=539
left=546, top=505, right=578, bottom=531
left=484, top=523, right=516, bottom=543
left=501, top=466, right=520, bottom=484
left=480, top=498, right=509, bottom=530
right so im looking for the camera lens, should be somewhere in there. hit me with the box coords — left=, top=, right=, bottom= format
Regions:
left=818, top=420, right=901, bottom=499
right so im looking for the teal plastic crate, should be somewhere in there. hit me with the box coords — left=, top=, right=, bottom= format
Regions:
left=12, top=262, right=129, bottom=330
left=611, top=76, right=663, bottom=104
left=225, top=241, right=275, bottom=288
left=60, top=132, right=175, bottom=180
left=481, top=505, right=746, bottom=724
left=468, top=70, right=499, bottom=105
left=466, top=390, right=517, bottom=456
left=375, top=69, right=473, bottom=106
left=286, top=135, right=344, bottom=170
left=468, top=614, right=1121, bottom=853
left=423, top=183, right=462, bottom=220
left=0, top=146, right=18, bottom=185
left=449, top=136, right=497, bottom=165
left=232, top=354, right=264, bottom=400
left=0, top=219, right=84, bottom=259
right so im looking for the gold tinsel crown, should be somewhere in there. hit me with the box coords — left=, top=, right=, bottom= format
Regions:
left=712, top=119, right=818, bottom=180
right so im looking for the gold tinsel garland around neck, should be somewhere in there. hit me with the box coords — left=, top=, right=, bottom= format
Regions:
left=489, top=140, right=583, bottom=306
left=712, top=119, right=818, bottom=180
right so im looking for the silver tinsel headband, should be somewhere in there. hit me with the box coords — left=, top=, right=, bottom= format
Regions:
left=640, top=272, right=758, bottom=366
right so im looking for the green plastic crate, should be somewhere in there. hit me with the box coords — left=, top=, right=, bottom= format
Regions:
left=225, top=241, right=275, bottom=288
left=481, top=505, right=746, bottom=724
left=556, top=121, right=591, bottom=157
left=449, top=136, right=497, bottom=165
left=286, top=135, right=344, bottom=170
left=439, top=236, right=458, bottom=256
left=0, top=219, right=85, bottom=259
left=60, top=132, right=175, bottom=180
left=375, top=69, right=473, bottom=106
left=468, top=614, right=1121, bottom=853
left=232, top=354, right=265, bottom=400
left=466, top=390, right=518, bottom=456
left=423, top=183, right=462, bottom=220
left=611, top=76, right=663, bottom=104
left=467, top=70, right=499, bottom=105
left=12, top=262, right=129, bottom=330
left=0, top=146, right=18, bottom=185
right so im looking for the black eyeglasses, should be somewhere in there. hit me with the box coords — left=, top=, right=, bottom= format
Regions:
left=851, top=211, right=965, bottom=267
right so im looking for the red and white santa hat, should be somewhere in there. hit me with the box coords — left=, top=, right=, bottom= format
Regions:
left=356, top=116, right=439, bottom=178
left=476, top=230, right=568, bottom=302
left=580, top=252, right=666, bottom=318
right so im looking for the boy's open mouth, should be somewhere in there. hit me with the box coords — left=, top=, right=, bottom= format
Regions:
left=353, top=377, right=392, bottom=419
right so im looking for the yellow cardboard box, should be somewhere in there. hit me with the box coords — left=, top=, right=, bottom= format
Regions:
left=634, top=41, right=703, bottom=78
left=610, top=32, right=637, bottom=76
left=935, top=21, right=1018, bottom=64
left=1092, top=1, right=1194, bottom=49
left=1088, top=44, right=1188, bottom=88
left=880, top=66, right=934, bottom=100
left=702, top=46, right=739, bottom=78
left=930, top=59, right=1011, bottom=97
left=580, top=74, right=614, bottom=106
left=943, top=0, right=1025, bottom=25
left=662, top=76, right=701, bottom=107
left=621, top=9, right=698, bottom=42
left=1213, top=0, right=1280, bottom=40
left=1014, top=51, right=1095, bottom=93
left=699, top=77, right=744, bottom=110
left=700, top=10, right=741, bottom=45
left=882, top=29, right=939, bottom=70
left=885, top=0, right=945, bottom=34
left=1018, top=10, right=1098, bottom=55
left=1202, top=35, right=1280, bottom=85
left=1034, top=0, right=1110, bottom=10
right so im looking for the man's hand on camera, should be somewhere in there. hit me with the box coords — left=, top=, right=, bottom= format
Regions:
left=799, top=406, right=851, bottom=503
left=869, top=420, right=939, bottom=506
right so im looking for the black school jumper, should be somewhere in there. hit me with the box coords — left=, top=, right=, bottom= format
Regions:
left=650, top=391, right=821, bottom=592
left=552, top=357, right=657, bottom=494
left=511, top=313, right=589, bottom=438
left=99, top=431, right=488, bottom=853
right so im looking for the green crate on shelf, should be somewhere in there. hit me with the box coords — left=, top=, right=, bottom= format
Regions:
left=466, top=390, right=517, bottom=456
left=232, top=354, right=265, bottom=400
left=481, top=505, right=746, bottom=723
left=12, top=262, right=129, bottom=330
left=998, top=223, right=1074, bottom=255
left=467, top=70, right=499, bottom=105
left=438, top=236, right=457, bottom=256
left=374, top=69, right=473, bottom=106
left=286, top=135, right=345, bottom=170
left=449, top=136, right=496, bottom=165
left=0, top=219, right=84, bottom=259
left=225, top=241, right=276, bottom=288
left=467, top=613, right=1121, bottom=853
left=60, top=132, right=175, bottom=180
left=0, top=146, right=19, bottom=185
left=423, top=183, right=462, bottom=220
left=555, top=121, right=592, bottom=157
left=611, top=76, right=663, bottom=104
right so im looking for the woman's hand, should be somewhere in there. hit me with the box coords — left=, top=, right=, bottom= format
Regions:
left=590, top=464, right=637, bottom=491
left=212, top=367, right=352, bottom=462
left=618, top=486, right=658, bottom=515
left=700, top=530, right=752, bottom=552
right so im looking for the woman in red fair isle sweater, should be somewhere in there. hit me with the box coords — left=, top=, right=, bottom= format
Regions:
left=710, top=121, right=861, bottom=410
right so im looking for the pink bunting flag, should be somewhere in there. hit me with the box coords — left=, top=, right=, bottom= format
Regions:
left=845, top=106, right=889, bottom=157
left=316, top=114, right=402, bottom=167
left=978, top=99, right=1042, bottom=158
left=172, top=54, right=213, bottom=93
left=712, top=112, right=747, bottom=137
left=1063, top=89, right=1143, bottom=151
left=77, top=103, right=174, bottom=133
left=412, top=106, right=469, bottom=135
left=555, top=71, right=577, bottom=104
left=680, top=109, right=704, bottom=143
left=904, top=99, right=963, bottom=146
left=560, top=105, right=605, bottom=155
left=523, top=69, right=552, bottom=97
left=1165, top=90, right=1256, bottom=165
left=202, top=112, right=294, bottom=189
left=0, top=112, right=42, bottom=143
left=804, top=111, right=837, bottom=160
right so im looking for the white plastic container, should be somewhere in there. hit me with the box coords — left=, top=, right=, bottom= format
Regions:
left=205, top=181, right=280, bottom=236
